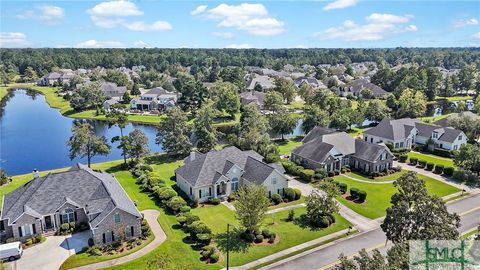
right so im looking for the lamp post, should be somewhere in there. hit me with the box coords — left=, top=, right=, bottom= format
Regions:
left=226, top=223, right=230, bottom=270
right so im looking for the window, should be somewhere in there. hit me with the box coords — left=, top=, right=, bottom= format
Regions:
left=459, top=135, right=462, bottom=140
left=103, top=231, right=113, bottom=243
left=125, top=226, right=134, bottom=237
left=61, top=208, right=75, bottom=224
left=454, top=145, right=458, bottom=150
left=114, top=213, right=121, bottom=223
left=189, top=187, right=192, bottom=195
left=370, top=138, right=373, bottom=143
left=23, top=225, right=32, bottom=236
left=400, top=142, right=404, bottom=148
left=232, top=178, right=239, bottom=191
left=364, top=137, right=367, bottom=142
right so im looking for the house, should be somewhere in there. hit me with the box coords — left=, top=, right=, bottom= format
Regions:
left=294, top=77, right=327, bottom=89
left=38, top=71, right=75, bottom=86
left=100, top=82, right=127, bottom=98
left=433, top=111, right=479, bottom=127
left=291, top=127, right=393, bottom=173
left=130, top=87, right=178, bottom=111
left=103, top=97, right=122, bottom=111
left=0, top=164, right=142, bottom=246
left=240, top=90, right=266, bottom=109
left=363, top=118, right=468, bottom=151
left=246, top=74, right=275, bottom=90
left=175, top=146, right=288, bottom=202
left=338, top=79, right=388, bottom=99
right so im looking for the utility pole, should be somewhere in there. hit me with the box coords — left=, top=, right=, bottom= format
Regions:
left=226, top=223, right=230, bottom=270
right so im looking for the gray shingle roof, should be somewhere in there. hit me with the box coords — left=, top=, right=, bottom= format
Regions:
left=433, top=111, right=479, bottom=127
left=240, top=91, right=266, bottom=108
left=242, top=157, right=276, bottom=185
left=175, top=146, right=279, bottom=187
left=302, top=127, right=336, bottom=143
left=292, top=140, right=335, bottom=164
left=364, top=118, right=420, bottom=141
left=1, top=163, right=141, bottom=227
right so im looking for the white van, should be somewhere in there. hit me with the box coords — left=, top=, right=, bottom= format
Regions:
left=0, top=242, right=23, bottom=261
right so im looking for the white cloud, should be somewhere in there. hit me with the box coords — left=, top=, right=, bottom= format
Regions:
left=0, top=32, right=29, bottom=47
left=472, top=32, right=480, bottom=39
left=16, top=5, right=64, bottom=24
left=87, top=0, right=142, bottom=17
left=192, top=3, right=285, bottom=36
left=191, top=5, right=208, bottom=16
left=125, top=21, right=172, bottom=31
left=323, top=0, right=357, bottom=11
left=76, top=39, right=125, bottom=48
left=226, top=43, right=253, bottom=49
left=87, top=0, right=171, bottom=32
left=213, top=32, right=235, bottom=39
left=314, top=13, right=417, bottom=42
left=454, top=18, right=479, bottom=28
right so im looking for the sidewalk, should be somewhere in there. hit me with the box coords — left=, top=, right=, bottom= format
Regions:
left=71, top=209, right=166, bottom=270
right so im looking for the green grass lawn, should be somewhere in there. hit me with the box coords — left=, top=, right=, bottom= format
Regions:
left=286, top=100, right=305, bottom=110
left=268, top=196, right=305, bottom=210
left=0, top=86, right=11, bottom=100
left=407, top=151, right=455, bottom=168
left=345, top=171, right=405, bottom=182
left=192, top=204, right=351, bottom=267
left=420, top=113, right=451, bottom=123
left=435, top=96, right=473, bottom=102
left=334, top=173, right=460, bottom=219
left=274, top=137, right=303, bottom=156
left=347, top=126, right=370, bottom=137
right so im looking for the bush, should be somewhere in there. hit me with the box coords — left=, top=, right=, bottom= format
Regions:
left=166, top=196, right=187, bottom=212
left=444, top=167, right=454, bottom=176
left=227, top=193, right=236, bottom=202
left=433, top=148, right=452, bottom=158
left=268, top=236, right=275, bottom=243
left=409, top=157, right=418, bottom=165
left=197, top=233, right=212, bottom=245
left=25, top=238, right=33, bottom=246
left=327, top=171, right=335, bottom=177
left=265, top=153, right=280, bottom=163
left=287, top=209, right=295, bottom=221
left=418, top=160, right=426, bottom=168
left=453, top=170, right=479, bottom=184
left=262, top=229, right=272, bottom=238
left=338, top=183, right=347, bottom=194
left=255, top=234, right=264, bottom=243
left=36, top=235, right=46, bottom=243
left=350, top=187, right=359, bottom=198
left=426, top=162, right=434, bottom=171
left=87, top=246, right=102, bottom=256
left=357, top=190, right=367, bottom=202
left=300, top=169, right=315, bottom=182
left=209, top=197, right=221, bottom=205
left=394, top=166, right=402, bottom=172
left=398, top=154, right=408, bottom=163
left=187, top=221, right=211, bottom=239
left=210, top=254, right=219, bottom=263
left=271, top=193, right=282, bottom=205
left=334, top=170, right=340, bottom=176
left=284, top=188, right=296, bottom=201
left=314, top=168, right=328, bottom=180
left=157, top=187, right=177, bottom=202
left=244, top=233, right=255, bottom=243
left=293, top=189, right=302, bottom=200
left=434, top=164, right=444, bottom=174
left=88, top=238, right=95, bottom=247
left=320, top=217, right=330, bottom=228
left=201, top=246, right=215, bottom=259
left=180, top=205, right=191, bottom=213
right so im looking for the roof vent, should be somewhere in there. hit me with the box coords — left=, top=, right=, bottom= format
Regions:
left=32, top=169, right=40, bottom=179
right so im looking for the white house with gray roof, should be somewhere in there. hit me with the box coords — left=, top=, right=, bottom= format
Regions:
left=0, top=164, right=142, bottom=246
left=130, top=87, right=178, bottom=111
left=363, top=118, right=468, bottom=151
left=175, top=146, right=288, bottom=202
left=291, top=127, right=393, bottom=173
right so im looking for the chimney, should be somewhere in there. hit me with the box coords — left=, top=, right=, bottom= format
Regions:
left=32, top=169, right=39, bottom=178
left=190, top=152, right=196, bottom=161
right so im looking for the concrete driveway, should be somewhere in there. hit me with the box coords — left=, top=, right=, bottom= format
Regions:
left=6, top=231, right=90, bottom=270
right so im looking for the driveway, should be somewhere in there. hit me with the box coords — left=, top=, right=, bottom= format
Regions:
left=6, top=231, right=90, bottom=270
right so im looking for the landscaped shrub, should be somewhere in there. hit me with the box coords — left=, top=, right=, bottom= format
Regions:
left=177, top=213, right=200, bottom=226
left=284, top=188, right=296, bottom=201
left=293, top=189, right=302, bottom=200
left=166, top=196, right=187, bottom=212
left=320, top=217, right=330, bottom=228
left=271, top=193, right=282, bottom=205
left=418, top=160, right=427, bottom=168
left=201, top=246, right=215, bottom=259
left=434, top=164, right=444, bottom=174
left=394, top=166, right=402, bottom=172
left=426, top=162, right=434, bottom=171
left=350, top=187, right=359, bottom=198
left=262, top=229, right=272, bottom=238
left=157, top=187, right=177, bottom=202
left=227, top=193, right=236, bottom=202
left=453, top=170, right=479, bottom=184
left=327, top=171, right=335, bottom=177
left=25, top=238, right=33, bottom=246
left=287, top=209, right=295, bottom=221
left=187, top=221, right=212, bottom=240
left=281, top=160, right=294, bottom=173
left=300, top=169, right=315, bottom=182
left=338, top=183, right=347, bottom=194
left=244, top=233, right=255, bottom=243
left=180, top=205, right=191, bottom=213
left=409, top=157, right=418, bottom=165
left=209, top=198, right=221, bottom=205
left=88, top=238, right=94, bottom=247
left=197, top=233, right=212, bottom=245
left=314, top=168, right=328, bottom=180
left=292, top=165, right=304, bottom=176
left=334, top=170, right=340, bottom=176
left=87, top=246, right=102, bottom=256
left=433, top=148, right=452, bottom=158
left=398, top=154, right=408, bottom=163
left=357, top=190, right=367, bottom=202
left=255, top=234, right=264, bottom=243
left=444, top=167, right=454, bottom=176
left=209, top=254, right=219, bottom=263
left=268, top=236, right=275, bottom=243
left=36, top=235, right=46, bottom=243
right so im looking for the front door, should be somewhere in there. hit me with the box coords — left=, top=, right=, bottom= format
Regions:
left=44, top=216, right=52, bottom=229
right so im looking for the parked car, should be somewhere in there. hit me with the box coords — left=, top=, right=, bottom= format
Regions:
left=0, top=242, right=23, bottom=261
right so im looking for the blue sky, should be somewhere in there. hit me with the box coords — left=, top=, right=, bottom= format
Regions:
left=1, top=0, right=479, bottom=48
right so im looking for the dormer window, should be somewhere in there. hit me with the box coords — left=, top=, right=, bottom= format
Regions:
left=432, top=132, right=438, bottom=139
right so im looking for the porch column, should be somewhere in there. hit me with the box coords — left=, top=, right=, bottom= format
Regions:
left=213, top=184, right=217, bottom=198
left=226, top=182, right=232, bottom=195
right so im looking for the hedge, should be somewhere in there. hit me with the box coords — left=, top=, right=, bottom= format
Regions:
left=418, top=160, right=426, bottom=168
left=434, top=164, right=444, bottom=174
left=433, top=148, right=452, bottom=158
left=409, top=157, right=418, bottom=165
left=300, top=169, right=315, bottom=182
left=398, top=154, right=408, bottom=163
left=338, top=183, right=347, bottom=194
left=426, top=162, right=434, bottom=171
left=284, top=188, right=296, bottom=201
left=293, top=188, right=302, bottom=200
left=350, top=187, right=360, bottom=198
left=357, top=190, right=367, bottom=202
left=271, top=193, right=282, bottom=205
left=443, top=167, right=454, bottom=176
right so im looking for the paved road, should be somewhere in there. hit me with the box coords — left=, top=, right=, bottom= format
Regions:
left=71, top=209, right=165, bottom=270
left=263, top=193, right=480, bottom=270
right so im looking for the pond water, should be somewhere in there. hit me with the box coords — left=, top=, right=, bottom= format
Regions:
left=0, top=89, right=163, bottom=175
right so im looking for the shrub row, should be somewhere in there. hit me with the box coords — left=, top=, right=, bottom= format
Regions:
left=349, top=187, right=367, bottom=202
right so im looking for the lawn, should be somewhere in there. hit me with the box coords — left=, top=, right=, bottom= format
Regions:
left=420, top=113, right=451, bottom=122
left=346, top=126, right=370, bottom=138
left=345, top=171, right=405, bottom=182
left=268, top=196, right=306, bottom=210
left=435, top=96, right=473, bottom=102
left=192, top=204, right=351, bottom=267
left=0, top=86, right=11, bottom=100
left=407, top=151, right=455, bottom=168
left=334, top=173, right=460, bottom=219
left=286, top=100, right=305, bottom=110
left=274, top=137, right=303, bottom=156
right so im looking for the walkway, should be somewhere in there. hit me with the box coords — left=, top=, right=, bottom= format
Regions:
left=71, top=209, right=165, bottom=270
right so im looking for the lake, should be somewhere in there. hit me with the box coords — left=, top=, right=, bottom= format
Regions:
left=0, top=89, right=163, bottom=175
